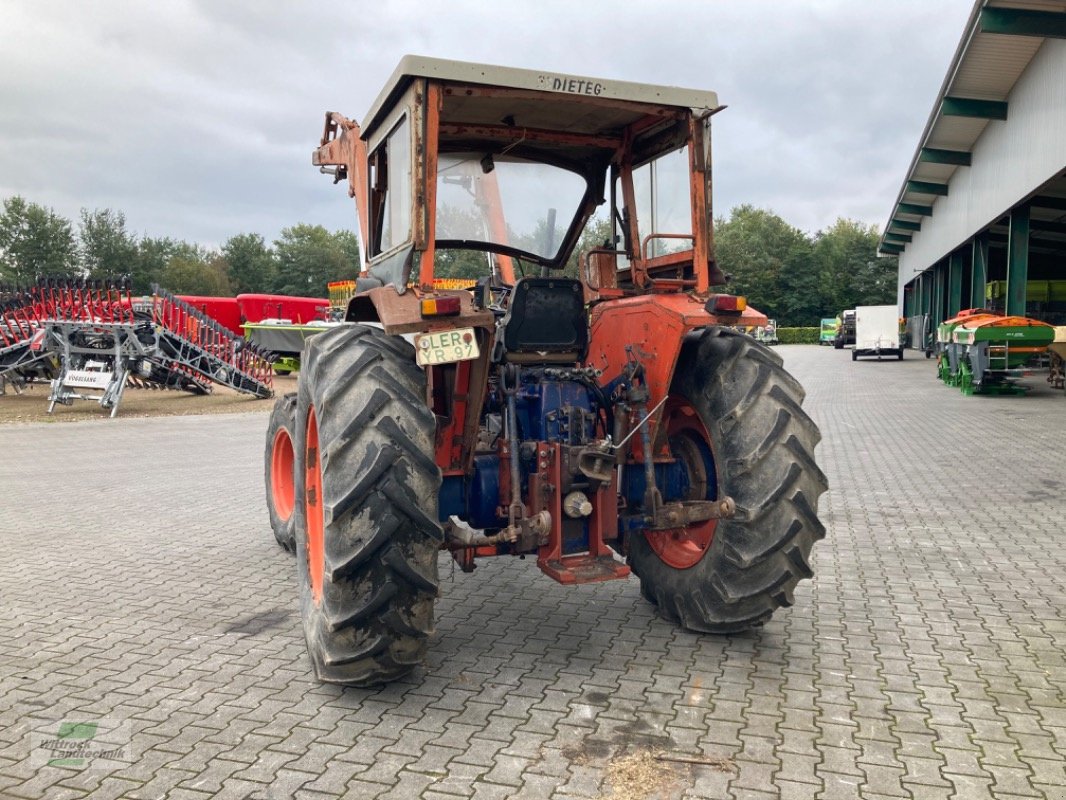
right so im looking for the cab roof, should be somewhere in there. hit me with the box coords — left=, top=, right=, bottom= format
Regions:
left=362, top=55, right=721, bottom=139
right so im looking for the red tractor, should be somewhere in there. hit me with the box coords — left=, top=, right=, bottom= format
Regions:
left=265, top=57, right=827, bottom=686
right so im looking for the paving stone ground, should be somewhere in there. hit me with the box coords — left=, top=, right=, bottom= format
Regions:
left=1, top=344, right=1064, bottom=799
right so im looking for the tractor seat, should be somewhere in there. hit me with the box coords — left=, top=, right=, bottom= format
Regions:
left=494, top=277, right=588, bottom=364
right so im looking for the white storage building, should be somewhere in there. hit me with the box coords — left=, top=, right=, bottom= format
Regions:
left=880, top=0, right=1066, bottom=337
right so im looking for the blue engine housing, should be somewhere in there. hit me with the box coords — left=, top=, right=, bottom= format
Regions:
left=514, top=378, right=597, bottom=443
left=438, top=378, right=598, bottom=529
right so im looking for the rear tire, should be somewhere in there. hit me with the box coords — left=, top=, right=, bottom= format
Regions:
left=294, top=325, right=442, bottom=686
left=628, top=327, right=827, bottom=633
left=265, top=393, right=298, bottom=553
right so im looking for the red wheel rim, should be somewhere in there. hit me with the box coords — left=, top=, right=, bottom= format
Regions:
left=305, top=406, right=325, bottom=604
left=645, top=397, right=719, bottom=570
left=270, top=427, right=295, bottom=523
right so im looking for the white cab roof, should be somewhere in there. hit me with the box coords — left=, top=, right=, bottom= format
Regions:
left=363, top=55, right=720, bottom=135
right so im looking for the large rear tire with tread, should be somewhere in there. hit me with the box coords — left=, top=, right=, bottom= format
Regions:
left=294, top=324, right=442, bottom=686
left=628, top=327, right=827, bottom=633
left=265, top=393, right=298, bottom=553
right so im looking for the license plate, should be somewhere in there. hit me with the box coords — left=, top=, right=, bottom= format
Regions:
left=65, top=369, right=112, bottom=389
left=415, top=328, right=480, bottom=366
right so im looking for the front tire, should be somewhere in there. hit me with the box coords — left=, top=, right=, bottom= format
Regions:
left=628, top=327, right=827, bottom=633
left=265, top=393, right=298, bottom=553
left=294, top=325, right=442, bottom=686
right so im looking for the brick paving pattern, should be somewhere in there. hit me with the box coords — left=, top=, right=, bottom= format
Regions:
left=0, top=345, right=1064, bottom=799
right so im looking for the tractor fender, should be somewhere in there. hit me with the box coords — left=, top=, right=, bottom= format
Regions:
left=588, top=293, right=767, bottom=443
left=345, top=285, right=495, bottom=335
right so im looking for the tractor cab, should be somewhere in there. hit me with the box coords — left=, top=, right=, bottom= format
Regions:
left=315, top=56, right=740, bottom=304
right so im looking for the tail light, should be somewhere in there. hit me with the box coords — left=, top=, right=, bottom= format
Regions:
left=705, top=294, right=747, bottom=314
left=420, top=296, right=462, bottom=317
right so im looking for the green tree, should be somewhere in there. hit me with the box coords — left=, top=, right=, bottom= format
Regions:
left=715, top=205, right=815, bottom=324
left=434, top=249, right=493, bottom=280
left=79, top=208, right=138, bottom=279
left=130, top=236, right=181, bottom=294
left=221, top=233, right=276, bottom=294
left=815, top=219, right=897, bottom=313
left=128, top=237, right=217, bottom=294
left=336, top=229, right=361, bottom=276
left=274, top=225, right=359, bottom=297
left=160, top=250, right=232, bottom=295
left=0, top=196, right=77, bottom=283
left=774, top=238, right=824, bottom=327
left=433, top=205, right=492, bottom=281
left=563, top=214, right=613, bottom=279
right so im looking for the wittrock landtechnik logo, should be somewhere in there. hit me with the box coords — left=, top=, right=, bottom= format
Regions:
left=28, top=718, right=131, bottom=769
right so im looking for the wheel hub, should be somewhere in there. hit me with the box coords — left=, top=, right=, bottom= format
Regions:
left=645, top=397, right=720, bottom=570
left=271, top=427, right=295, bottom=523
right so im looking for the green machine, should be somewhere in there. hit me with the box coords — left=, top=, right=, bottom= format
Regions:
left=936, top=309, right=1054, bottom=395
left=243, top=321, right=340, bottom=375
left=935, top=315, right=968, bottom=385
left=819, top=318, right=837, bottom=345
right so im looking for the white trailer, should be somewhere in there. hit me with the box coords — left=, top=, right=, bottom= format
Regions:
left=853, top=304, right=903, bottom=361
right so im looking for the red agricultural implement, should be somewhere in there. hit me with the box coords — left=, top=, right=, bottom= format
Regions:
left=175, top=294, right=333, bottom=336
left=237, top=294, right=335, bottom=375
left=174, top=293, right=336, bottom=376
left=178, top=296, right=244, bottom=337
left=1, top=277, right=274, bottom=416
left=0, top=286, right=55, bottom=394
left=236, top=294, right=330, bottom=326
left=265, top=57, right=827, bottom=686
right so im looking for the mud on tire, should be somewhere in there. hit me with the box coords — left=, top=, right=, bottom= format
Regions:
left=294, top=324, right=442, bottom=685
left=628, top=327, right=827, bottom=633
left=265, top=393, right=298, bottom=553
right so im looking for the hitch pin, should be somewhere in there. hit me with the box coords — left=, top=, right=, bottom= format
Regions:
left=605, top=395, right=668, bottom=452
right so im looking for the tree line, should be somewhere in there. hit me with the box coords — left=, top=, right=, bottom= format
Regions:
left=435, top=205, right=897, bottom=327
left=1, top=195, right=895, bottom=325
left=0, top=196, right=359, bottom=298
left=715, top=205, right=897, bottom=327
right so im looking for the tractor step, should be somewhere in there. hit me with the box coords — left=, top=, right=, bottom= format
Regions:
left=538, top=554, right=630, bottom=585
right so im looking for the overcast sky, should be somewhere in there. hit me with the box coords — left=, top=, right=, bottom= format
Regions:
left=0, top=0, right=974, bottom=249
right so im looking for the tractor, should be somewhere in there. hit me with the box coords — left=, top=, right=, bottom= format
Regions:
left=264, top=56, right=827, bottom=686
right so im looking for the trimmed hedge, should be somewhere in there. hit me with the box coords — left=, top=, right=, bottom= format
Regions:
left=777, top=327, right=820, bottom=344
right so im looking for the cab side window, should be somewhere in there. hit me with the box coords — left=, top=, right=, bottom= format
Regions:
left=631, top=147, right=692, bottom=258
left=368, top=115, right=412, bottom=256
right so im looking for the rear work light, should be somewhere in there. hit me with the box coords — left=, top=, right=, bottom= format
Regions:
left=420, top=295, right=462, bottom=317
left=705, top=294, right=747, bottom=314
